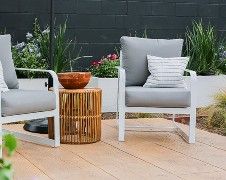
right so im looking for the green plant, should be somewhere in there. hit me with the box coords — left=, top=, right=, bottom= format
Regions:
left=13, top=19, right=90, bottom=77
left=0, top=134, right=17, bottom=180
left=36, top=19, right=91, bottom=73
left=90, top=53, right=120, bottom=78
left=185, top=21, right=225, bottom=75
left=12, top=19, right=49, bottom=78
left=0, top=28, right=6, bottom=35
left=207, top=91, right=226, bottom=135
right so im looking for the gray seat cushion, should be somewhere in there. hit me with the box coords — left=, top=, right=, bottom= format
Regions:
left=1, top=89, right=56, bottom=116
left=126, top=86, right=191, bottom=108
left=0, top=35, right=19, bottom=89
left=120, top=36, right=184, bottom=86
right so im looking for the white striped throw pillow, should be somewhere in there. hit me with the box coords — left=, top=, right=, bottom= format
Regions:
left=0, top=61, right=9, bottom=92
left=143, top=55, right=189, bottom=88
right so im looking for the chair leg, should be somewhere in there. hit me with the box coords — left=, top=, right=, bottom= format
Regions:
left=172, top=114, right=175, bottom=122
left=53, top=114, right=60, bottom=147
left=118, top=107, right=125, bottom=142
left=189, top=109, right=196, bottom=144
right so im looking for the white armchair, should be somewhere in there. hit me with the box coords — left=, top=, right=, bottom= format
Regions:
left=0, top=35, right=60, bottom=157
left=117, top=36, right=197, bottom=144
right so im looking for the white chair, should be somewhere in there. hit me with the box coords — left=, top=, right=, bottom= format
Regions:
left=117, top=36, right=197, bottom=143
left=0, top=35, right=60, bottom=157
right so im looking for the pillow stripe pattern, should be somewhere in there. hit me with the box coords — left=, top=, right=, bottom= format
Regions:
left=143, top=55, right=189, bottom=88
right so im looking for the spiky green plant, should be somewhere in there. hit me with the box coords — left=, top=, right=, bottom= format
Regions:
left=185, top=21, right=225, bottom=75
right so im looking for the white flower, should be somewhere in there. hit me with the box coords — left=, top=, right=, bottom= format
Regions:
left=222, top=51, right=226, bottom=58
left=26, top=32, right=33, bottom=40
left=37, top=53, right=41, bottom=58
left=42, top=28, right=50, bottom=35
left=15, top=42, right=25, bottom=49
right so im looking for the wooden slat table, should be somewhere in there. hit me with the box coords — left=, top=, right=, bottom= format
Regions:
left=49, top=88, right=102, bottom=144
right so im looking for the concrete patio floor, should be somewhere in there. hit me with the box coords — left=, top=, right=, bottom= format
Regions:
left=4, top=118, right=226, bottom=180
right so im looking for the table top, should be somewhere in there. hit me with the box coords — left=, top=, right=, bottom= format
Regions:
left=59, top=88, right=102, bottom=93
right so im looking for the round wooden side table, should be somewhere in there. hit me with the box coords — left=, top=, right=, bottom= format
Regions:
left=49, top=88, right=102, bottom=144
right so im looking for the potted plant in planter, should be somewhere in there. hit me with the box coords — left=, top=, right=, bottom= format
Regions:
left=48, top=21, right=93, bottom=89
left=12, top=19, right=49, bottom=90
left=90, top=53, right=119, bottom=112
left=185, top=21, right=226, bottom=108
left=13, top=19, right=94, bottom=90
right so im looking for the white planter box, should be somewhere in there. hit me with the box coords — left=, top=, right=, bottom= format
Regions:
left=18, top=78, right=48, bottom=90
left=98, top=75, right=226, bottom=112
left=98, top=78, right=118, bottom=112
left=185, top=75, right=226, bottom=107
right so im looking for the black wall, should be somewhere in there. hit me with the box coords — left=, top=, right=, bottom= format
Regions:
left=1, top=0, right=226, bottom=69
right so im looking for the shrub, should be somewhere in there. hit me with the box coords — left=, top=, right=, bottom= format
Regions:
left=185, top=21, right=226, bottom=75
left=90, top=54, right=120, bottom=78
left=207, top=91, right=226, bottom=135
left=12, top=19, right=49, bottom=78
left=13, top=19, right=84, bottom=78
left=0, top=134, right=17, bottom=180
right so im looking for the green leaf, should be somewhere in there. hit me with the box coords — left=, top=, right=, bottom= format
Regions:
left=3, top=134, right=17, bottom=157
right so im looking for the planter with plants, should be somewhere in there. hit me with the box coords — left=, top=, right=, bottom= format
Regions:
left=12, top=19, right=49, bottom=90
left=13, top=19, right=96, bottom=90
left=90, top=53, right=119, bottom=112
left=185, top=21, right=226, bottom=107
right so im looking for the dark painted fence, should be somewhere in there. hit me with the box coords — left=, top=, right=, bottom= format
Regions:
left=0, top=0, right=226, bottom=69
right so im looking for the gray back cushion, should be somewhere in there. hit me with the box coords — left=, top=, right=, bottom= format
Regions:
left=120, top=36, right=184, bottom=86
left=0, top=35, right=19, bottom=89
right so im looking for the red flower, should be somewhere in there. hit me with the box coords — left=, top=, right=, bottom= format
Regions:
left=92, top=60, right=102, bottom=66
left=92, top=61, right=98, bottom=66
left=110, top=54, right=118, bottom=60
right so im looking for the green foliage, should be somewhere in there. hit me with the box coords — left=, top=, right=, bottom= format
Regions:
left=52, top=21, right=76, bottom=73
left=12, top=19, right=49, bottom=78
left=185, top=21, right=226, bottom=75
left=0, top=134, right=17, bottom=180
left=90, top=54, right=119, bottom=78
left=215, top=91, right=226, bottom=108
left=13, top=19, right=84, bottom=77
left=3, top=134, right=17, bottom=157
left=0, top=28, right=6, bottom=35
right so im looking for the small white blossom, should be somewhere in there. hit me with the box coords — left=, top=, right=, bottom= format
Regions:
left=15, top=42, right=25, bottom=49
left=26, top=32, right=33, bottom=40
left=28, top=46, right=34, bottom=53
left=42, top=28, right=50, bottom=35
left=37, top=53, right=41, bottom=58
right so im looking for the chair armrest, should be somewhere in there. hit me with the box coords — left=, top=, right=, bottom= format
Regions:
left=15, top=68, right=59, bottom=90
left=185, top=69, right=197, bottom=108
left=116, top=67, right=126, bottom=109
left=116, top=66, right=126, bottom=86
left=185, top=69, right=197, bottom=81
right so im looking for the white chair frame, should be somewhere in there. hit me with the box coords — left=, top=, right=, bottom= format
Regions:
left=0, top=68, right=60, bottom=157
left=117, top=51, right=197, bottom=144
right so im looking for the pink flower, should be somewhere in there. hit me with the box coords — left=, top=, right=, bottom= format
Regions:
left=107, top=54, right=112, bottom=59
left=110, top=54, right=118, bottom=60
left=92, top=60, right=102, bottom=66
left=92, top=61, right=98, bottom=66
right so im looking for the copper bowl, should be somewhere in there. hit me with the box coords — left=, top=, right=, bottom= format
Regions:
left=57, top=72, right=91, bottom=89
